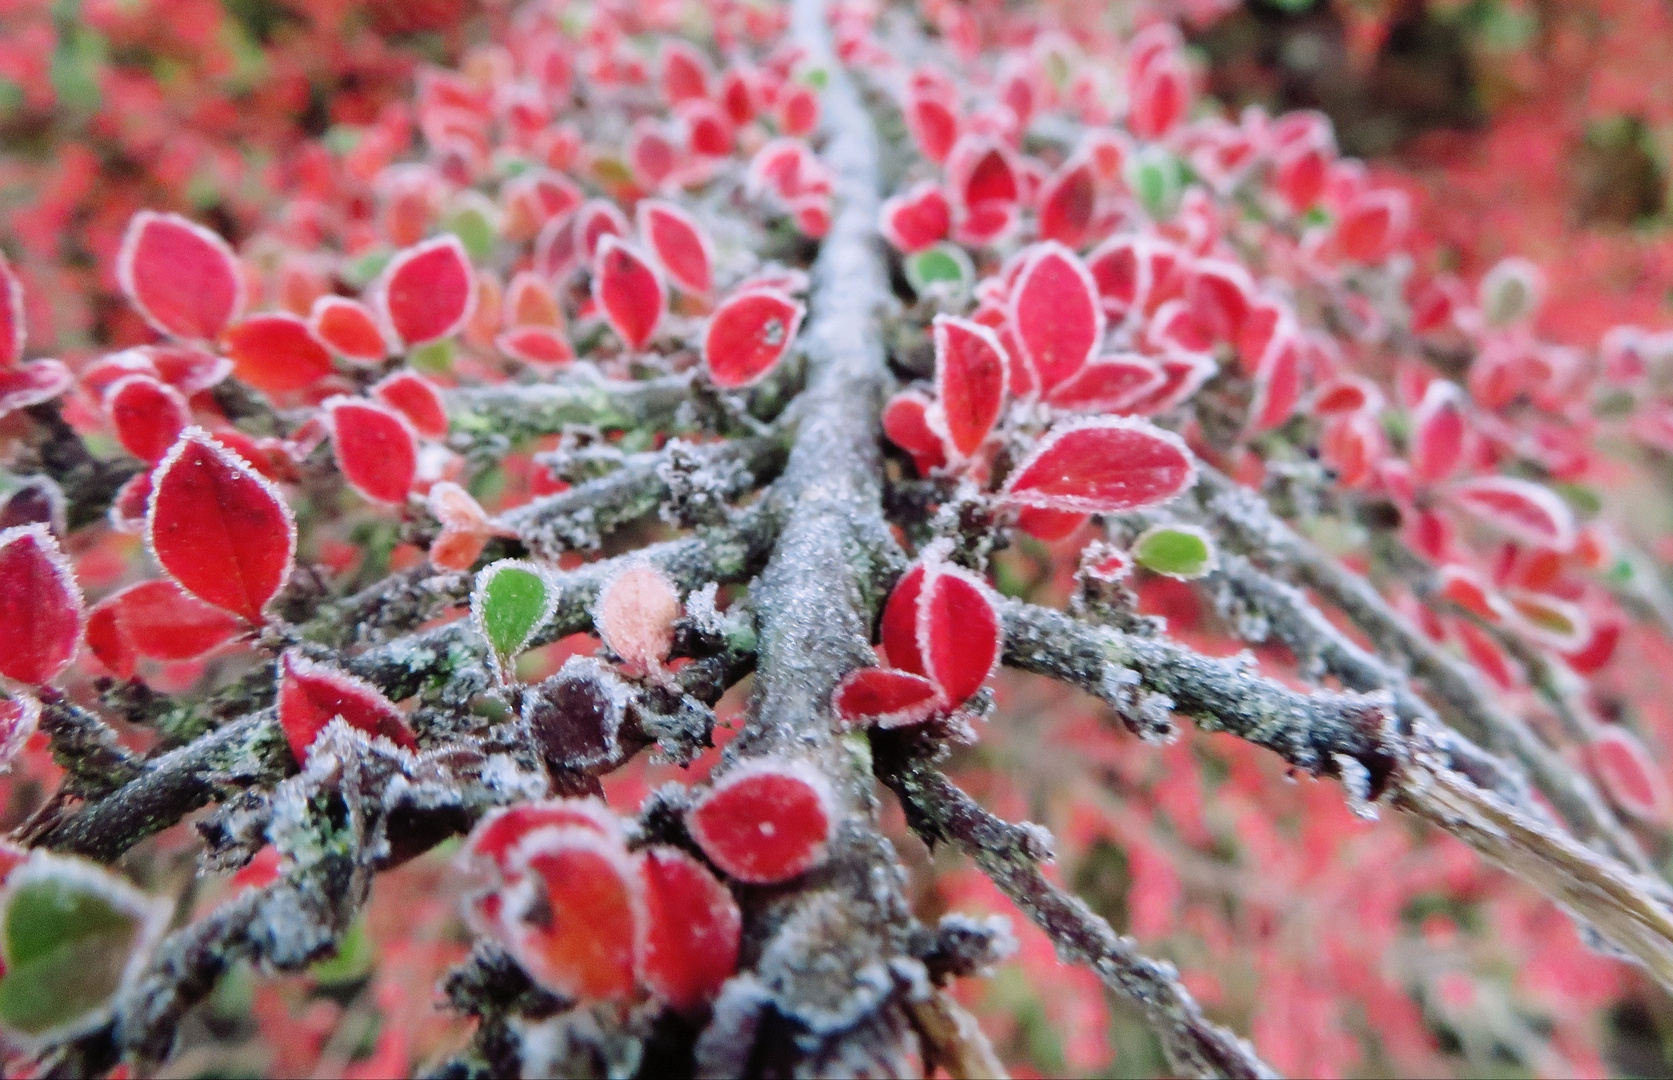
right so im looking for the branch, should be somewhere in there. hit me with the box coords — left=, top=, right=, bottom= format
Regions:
left=874, top=748, right=1276, bottom=1080
left=445, top=369, right=694, bottom=450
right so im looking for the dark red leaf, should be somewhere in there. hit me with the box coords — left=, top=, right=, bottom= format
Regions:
left=1036, top=158, right=1097, bottom=249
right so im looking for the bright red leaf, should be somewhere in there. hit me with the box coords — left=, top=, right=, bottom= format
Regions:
left=703, top=288, right=805, bottom=388
left=1009, top=242, right=1103, bottom=391
left=309, top=296, right=388, bottom=361
left=104, top=375, right=190, bottom=464
left=222, top=313, right=335, bottom=393
left=635, top=846, right=741, bottom=1012
left=0, top=252, right=22, bottom=369
left=1003, top=417, right=1194, bottom=513
left=686, top=758, right=835, bottom=884
left=917, top=564, right=1000, bottom=707
left=880, top=562, right=929, bottom=677
left=116, top=211, right=245, bottom=341
left=326, top=398, right=419, bottom=505
left=376, top=235, right=476, bottom=347
left=882, top=390, right=948, bottom=475
left=278, top=649, right=416, bottom=762
left=1036, top=158, right=1097, bottom=249
left=371, top=370, right=448, bottom=439
left=593, top=236, right=666, bottom=351
left=0, top=524, right=83, bottom=686
left=879, top=182, right=951, bottom=254
left=931, top=315, right=1007, bottom=459
left=1448, top=476, right=1577, bottom=552
left=503, top=827, right=642, bottom=1000
left=832, top=668, right=945, bottom=728
left=147, top=428, right=296, bottom=623
left=636, top=199, right=714, bottom=297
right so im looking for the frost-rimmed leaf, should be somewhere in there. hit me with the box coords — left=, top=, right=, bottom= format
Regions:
left=370, top=370, right=449, bottom=440
left=0, top=360, right=72, bottom=419
left=593, top=235, right=666, bottom=351
left=1001, top=416, right=1196, bottom=513
left=471, top=559, right=558, bottom=682
left=1045, top=353, right=1165, bottom=414
left=594, top=562, right=681, bottom=677
left=686, top=757, right=836, bottom=884
left=497, top=325, right=576, bottom=368
left=309, top=295, right=389, bottom=362
left=115, top=211, right=245, bottom=342
left=0, top=851, right=169, bottom=1046
left=1132, top=524, right=1216, bottom=579
left=832, top=667, right=945, bottom=729
left=374, top=235, right=477, bottom=347
left=1410, top=380, right=1467, bottom=485
left=1447, top=476, right=1578, bottom=552
left=914, top=561, right=1001, bottom=707
left=104, top=374, right=190, bottom=464
left=1007, top=241, right=1103, bottom=392
left=882, top=390, right=948, bottom=475
left=222, top=313, right=335, bottom=393
left=1590, top=725, right=1673, bottom=824
left=499, top=825, right=643, bottom=1000
left=146, top=427, right=296, bottom=624
left=928, top=314, right=1007, bottom=459
left=0, top=524, right=84, bottom=686
left=636, top=199, right=715, bottom=297
left=324, top=397, right=419, bottom=506
left=0, top=694, right=40, bottom=771
left=277, top=649, right=416, bottom=763
left=635, top=845, right=741, bottom=1013
left=879, top=181, right=951, bottom=254
left=85, top=580, right=246, bottom=678
left=702, top=287, right=805, bottom=389
left=904, top=243, right=974, bottom=302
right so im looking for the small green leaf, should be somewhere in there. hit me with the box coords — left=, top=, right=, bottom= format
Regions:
left=904, top=243, right=974, bottom=302
left=446, top=203, right=499, bottom=263
left=0, top=853, right=165, bottom=1043
left=309, top=916, right=376, bottom=986
left=409, top=338, right=456, bottom=375
left=341, top=247, right=394, bottom=290
left=1133, top=525, right=1215, bottom=580
left=1126, top=146, right=1183, bottom=221
left=472, top=560, right=557, bottom=680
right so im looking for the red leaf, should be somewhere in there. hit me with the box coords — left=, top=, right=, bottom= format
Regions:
left=931, top=315, right=1007, bottom=459
left=1008, top=242, right=1103, bottom=392
left=1410, top=380, right=1467, bottom=485
left=1335, top=190, right=1408, bottom=264
left=1046, top=353, right=1165, bottom=414
left=629, top=119, right=678, bottom=189
left=686, top=758, right=835, bottom=884
left=147, top=427, right=295, bottom=623
left=1126, top=350, right=1216, bottom=416
left=84, top=602, right=136, bottom=679
left=879, top=182, right=951, bottom=254
left=636, top=199, right=715, bottom=297
left=108, top=471, right=153, bottom=535
left=905, top=90, right=959, bottom=164
left=1036, top=158, right=1097, bottom=249
left=1003, top=417, right=1194, bottom=513
left=882, top=390, right=948, bottom=475
left=1246, top=334, right=1304, bottom=433
left=503, top=827, right=642, bottom=1000
left=1309, top=375, right=1383, bottom=416
left=371, top=370, right=448, bottom=439
left=326, top=398, right=419, bottom=505
left=952, top=199, right=1017, bottom=247
left=1184, top=259, right=1255, bottom=344
left=660, top=40, right=712, bottom=104
left=0, top=524, right=83, bottom=686
left=116, top=211, right=245, bottom=341
left=104, top=375, right=190, bottom=464
left=679, top=99, right=736, bottom=157
left=917, top=564, right=1000, bottom=706
left=309, top=296, right=389, bottom=362
left=1453, top=618, right=1518, bottom=690
left=577, top=200, right=632, bottom=261
left=222, top=313, right=335, bottom=393
left=880, top=562, right=929, bottom=677
left=1320, top=411, right=1383, bottom=489
left=146, top=344, right=232, bottom=395
left=0, top=695, right=40, bottom=770
left=464, top=799, right=620, bottom=876
left=1590, top=725, right=1673, bottom=824
left=1564, top=620, right=1621, bottom=675
left=1017, top=505, right=1090, bottom=541
left=0, top=359, right=72, bottom=419
left=592, top=236, right=666, bottom=350
left=497, top=325, right=576, bottom=368
left=832, top=668, right=946, bottom=728
left=0, top=252, right=22, bottom=369
left=278, top=649, right=416, bottom=762
left=376, top=235, right=476, bottom=347
left=703, top=288, right=805, bottom=388
left=951, top=137, right=1020, bottom=207
left=1448, top=476, right=1577, bottom=552
left=90, top=580, right=245, bottom=668
left=635, top=846, right=741, bottom=1012
left=1128, top=52, right=1190, bottom=140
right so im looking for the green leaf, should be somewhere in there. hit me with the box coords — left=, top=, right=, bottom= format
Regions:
left=904, top=243, right=974, bottom=302
left=409, top=338, right=456, bottom=375
left=341, top=247, right=394, bottom=291
left=472, top=560, right=557, bottom=680
left=0, top=854, right=164, bottom=1042
left=447, top=205, right=498, bottom=263
left=1126, top=147, right=1183, bottom=221
left=1133, top=525, right=1215, bottom=579
left=309, top=916, right=375, bottom=986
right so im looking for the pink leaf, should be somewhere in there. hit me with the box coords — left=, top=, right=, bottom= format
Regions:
left=1335, top=190, right=1409, bottom=264
left=917, top=563, right=1001, bottom=706
left=1046, top=353, right=1166, bottom=414
left=686, top=758, right=835, bottom=884
left=222, top=313, right=335, bottom=393
left=1002, top=417, right=1195, bottom=513
left=577, top=200, right=632, bottom=261
left=497, top=326, right=576, bottom=367
left=371, top=370, right=449, bottom=439
left=592, top=236, right=666, bottom=350
left=464, top=799, right=621, bottom=877
left=905, top=90, right=959, bottom=164
left=147, top=427, right=296, bottom=623
left=1126, top=351, right=1216, bottom=416
left=376, top=235, right=477, bottom=347
left=0, top=359, right=72, bottom=419
left=277, top=649, right=416, bottom=762
left=104, top=375, right=190, bottom=464
left=832, top=668, right=946, bottom=728
left=325, top=398, right=419, bottom=505
left=0, top=252, right=23, bottom=369
left=635, top=846, right=741, bottom=1013
left=950, top=137, right=1020, bottom=208
left=1590, top=725, right=1673, bottom=824
left=1448, top=476, right=1577, bottom=552
left=309, top=296, right=389, bottom=361
left=1008, top=242, right=1103, bottom=392
left=116, top=211, right=245, bottom=341
left=879, top=182, right=951, bottom=254
left=503, top=271, right=564, bottom=329
left=0, top=524, right=83, bottom=686
left=636, top=199, right=715, bottom=297
left=703, top=288, right=805, bottom=388
left=930, top=315, right=1007, bottom=459
left=595, top=563, right=681, bottom=677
